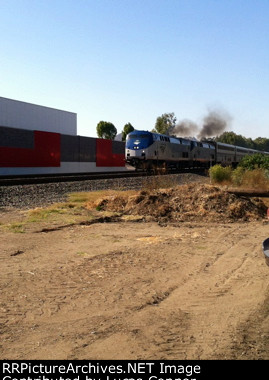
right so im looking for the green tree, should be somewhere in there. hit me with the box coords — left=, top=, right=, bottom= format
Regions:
left=244, top=137, right=255, bottom=149
left=216, top=131, right=233, bottom=145
left=253, top=137, right=269, bottom=151
left=152, top=112, right=177, bottom=135
left=216, top=132, right=252, bottom=148
left=96, top=121, right=117, bottom=140
left=121, top=122, right=134, bottom=141
left=217, top=132, right=269, bottom=150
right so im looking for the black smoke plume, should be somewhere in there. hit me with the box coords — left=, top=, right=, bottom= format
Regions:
left=170, top=109, right=231, bottom=140
left=198, top=110, right=231, bottom=139
left=172, top=119, right=199, bottom=138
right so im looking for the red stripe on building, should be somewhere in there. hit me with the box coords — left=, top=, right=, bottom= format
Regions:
left=96, top=139, right=125, bottom=167
left=0, top=131, right=61, bottom=167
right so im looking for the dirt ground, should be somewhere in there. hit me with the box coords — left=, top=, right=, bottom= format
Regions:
left=0, top=187, right=269, bottom=360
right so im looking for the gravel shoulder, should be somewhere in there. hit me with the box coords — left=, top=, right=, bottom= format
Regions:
left=0, top=173, right=208, bottom=209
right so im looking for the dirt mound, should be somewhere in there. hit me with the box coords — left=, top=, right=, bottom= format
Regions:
left=94, top=184, right=267, bottom=222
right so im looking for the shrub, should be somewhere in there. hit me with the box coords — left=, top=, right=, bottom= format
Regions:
left=241, top=169, right=269, bottom=190
left=209, top=165, right=232, bottom=183
left=209, top=163, right=269, bottom=190
left=239, top=153, right=269, bottom=170
left=231, top=166, right=245, bottom=186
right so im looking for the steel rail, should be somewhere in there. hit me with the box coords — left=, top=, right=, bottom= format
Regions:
left=0, top=170, right=145, bottom=186
left=0, top=167, right=206, bottom=186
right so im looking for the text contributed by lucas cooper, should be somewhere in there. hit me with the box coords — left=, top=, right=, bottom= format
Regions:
left=2, top=362, right=203, bottom=380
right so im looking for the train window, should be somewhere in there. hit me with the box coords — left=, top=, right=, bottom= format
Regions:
left=126, top=133, right=154, bottom=149
left=127, top=134, right=149, bottom=140
left=180, top=139, right=191, bottom=145
left=218, top=145, right=235, bottom=152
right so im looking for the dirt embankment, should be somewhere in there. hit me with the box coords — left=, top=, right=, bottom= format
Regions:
left=94, top=184, right=267, bottom=223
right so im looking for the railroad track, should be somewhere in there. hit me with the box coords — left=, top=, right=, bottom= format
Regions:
left=0, top=170, right=146, bottom=186
left=0, top=168, right=206, bottom=186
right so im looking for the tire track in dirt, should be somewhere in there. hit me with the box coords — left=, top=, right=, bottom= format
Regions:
left=1, top=220, right=268, bottom=359
left=145, top=224, right=268, bottom=359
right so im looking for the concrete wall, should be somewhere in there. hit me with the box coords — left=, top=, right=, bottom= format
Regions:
left=0, top=163, right=125, bottom=176
left=0, top=126, right=126, bottom=176
left=0, top=97, right=77, bottom=135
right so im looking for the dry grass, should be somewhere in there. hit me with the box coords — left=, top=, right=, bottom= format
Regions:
left=1, top=190, right=140, bottom=231
left=240, top=169, right=269, bottom=190
left=27, top=202, right=85, bottom=223
left=5, top=222, right=25, bottom=233
left=211, top=166, right=269, bottom=191
left=26, top=190, right=132, bottom=221
left=260, top=198, right=269, bottom=208
left=80, top=189, right=138, bottom=210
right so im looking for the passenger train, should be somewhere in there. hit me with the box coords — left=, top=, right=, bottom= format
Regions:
left=125, top=130, right=269, bottom=170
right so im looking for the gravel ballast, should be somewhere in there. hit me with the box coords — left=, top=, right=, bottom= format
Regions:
left=0, top=173, right=209, bottom=209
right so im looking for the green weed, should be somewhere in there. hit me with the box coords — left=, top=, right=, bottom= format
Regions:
left=6, top=222, right=25, bottom=233
left=209, top=165, right=232, bottom=183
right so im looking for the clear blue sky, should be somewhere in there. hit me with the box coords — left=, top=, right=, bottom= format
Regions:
left=1, top=0, right=268, bottom=139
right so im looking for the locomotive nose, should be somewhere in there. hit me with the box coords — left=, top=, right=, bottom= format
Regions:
left=127, top=149, right=145, bottom=158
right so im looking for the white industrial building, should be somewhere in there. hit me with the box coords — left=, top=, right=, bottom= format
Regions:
left=0, top=96, right=77, bottom=135
left=0, top=96, right=127, bottom=176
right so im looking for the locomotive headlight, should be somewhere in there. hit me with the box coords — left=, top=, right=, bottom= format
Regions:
left=142, top=150, right=145, bottom=153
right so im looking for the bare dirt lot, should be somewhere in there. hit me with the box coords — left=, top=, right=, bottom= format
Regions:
left=0, top=184, right=269, bottom=360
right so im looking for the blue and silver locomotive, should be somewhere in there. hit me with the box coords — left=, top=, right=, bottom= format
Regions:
left=125, top=130, right=215, bottom=170
left=125, top=130, right=268, bottom=170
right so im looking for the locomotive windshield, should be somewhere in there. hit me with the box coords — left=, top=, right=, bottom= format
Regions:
left=126, top=133, right=153, bottom=149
